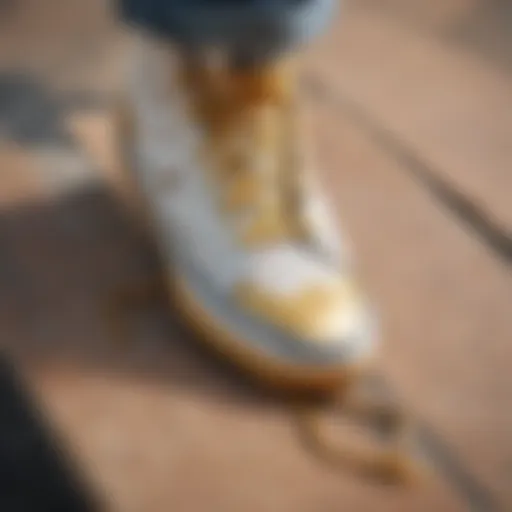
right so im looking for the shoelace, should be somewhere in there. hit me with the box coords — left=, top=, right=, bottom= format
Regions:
left=181, top=57, right=310, bottom=248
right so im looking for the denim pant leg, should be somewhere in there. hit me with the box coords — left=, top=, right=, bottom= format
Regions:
left=118, top=0, right=337, bottom=63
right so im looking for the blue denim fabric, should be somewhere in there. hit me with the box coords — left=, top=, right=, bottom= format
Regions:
left=119, top=0, right=337, bottom=62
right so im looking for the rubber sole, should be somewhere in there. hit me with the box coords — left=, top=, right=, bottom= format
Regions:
left=170, top=275, right=374, bottom=394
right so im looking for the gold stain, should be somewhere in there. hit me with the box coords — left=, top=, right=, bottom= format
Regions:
left=170, top=275, right=369, bottom=392
left=235, top=278, right=362, bottom=342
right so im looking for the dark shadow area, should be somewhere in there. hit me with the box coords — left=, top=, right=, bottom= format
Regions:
left=0, top=356, right=103, bottom=511
left=0, top=71, right=109, bottom=148
left=0, top=184, right=284, bottom=509
left=0, top=184, right=280, bottom=407
left=0, top=63, right=287, bottom=510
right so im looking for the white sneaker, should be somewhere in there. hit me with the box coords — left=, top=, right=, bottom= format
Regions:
left=116, top=33, right=377, bottom=391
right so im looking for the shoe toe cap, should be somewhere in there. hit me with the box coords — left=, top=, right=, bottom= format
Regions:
left=236, top=250, right=376, bottom=362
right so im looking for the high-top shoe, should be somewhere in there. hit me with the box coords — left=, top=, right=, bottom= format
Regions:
left=116, top=33, right=377, bottom=391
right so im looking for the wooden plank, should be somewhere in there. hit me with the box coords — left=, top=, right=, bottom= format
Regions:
left=308, top=4, right=512, bottom=233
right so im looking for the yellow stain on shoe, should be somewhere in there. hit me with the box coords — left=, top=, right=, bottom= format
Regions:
left=170, top=275, right=369, bottom=393
left=235, top=278, right=362, bottom=342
